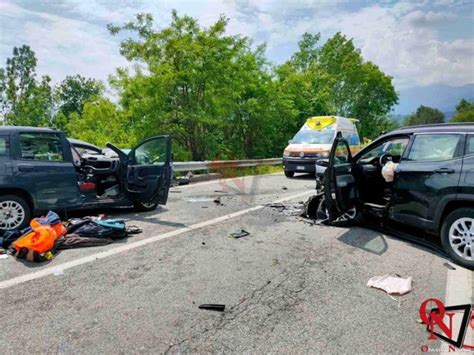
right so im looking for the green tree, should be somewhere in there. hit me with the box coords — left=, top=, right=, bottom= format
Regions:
left=54, top=74, right=104, bottom=129
left=67, top=98, right=135, bottom=147
left=405, top=105, right=445, bottom=126
left=274, top=32, right=398, bottom=141
left=0, top=45, right=53, bottom=126
left=109, top=11, right=275, bottom=160
left=451, top=98, right=474, bottom=122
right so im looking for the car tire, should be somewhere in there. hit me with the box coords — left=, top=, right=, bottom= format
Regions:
left=284, top=170, right=294, bottom=178
left=134, top=201, right=158, bottom=212
left=0, top=194, right=31, bottom=231
left=317, top=197, right=359, bottom=227
left=441, top=208, right=474, bottom=270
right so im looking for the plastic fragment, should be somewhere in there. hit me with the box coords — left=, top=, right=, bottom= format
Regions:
left=229, top=229, right=250, bottom=239
left=199, top=304, right=225, bottom=312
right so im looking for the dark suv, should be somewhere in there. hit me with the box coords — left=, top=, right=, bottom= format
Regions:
left=0, top=126, right=172, bottom=230
left=320, top=123, right=474, bottom=269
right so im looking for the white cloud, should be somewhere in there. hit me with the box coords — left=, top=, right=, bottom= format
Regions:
left=0, top=0, right=472, bottom=91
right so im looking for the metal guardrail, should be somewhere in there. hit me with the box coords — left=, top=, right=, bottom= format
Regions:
left=173, top=158, right=282, bottom=172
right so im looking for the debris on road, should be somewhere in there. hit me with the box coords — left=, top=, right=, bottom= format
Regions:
left=367, top=275, right=413, bottom=295
left=5, top=211, right=142, bottom=263
left=229, top=229, right=250, bottom=239
left=0, top=254, right=8, bottom=260
left=282, top=186, right=288, bottom=190
left=443, top=262, right=456, bottom=270
left=265, top=202, right=306, bottom=216
left=199, top=304, right=226, bottom=312
left=213, top=197, right=223, bottom=205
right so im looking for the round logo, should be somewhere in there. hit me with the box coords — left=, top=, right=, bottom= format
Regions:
left=299, top=152, right=305, bottom=158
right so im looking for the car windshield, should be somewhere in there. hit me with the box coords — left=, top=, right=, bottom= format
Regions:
left=291, top=129, right=335, bottom=144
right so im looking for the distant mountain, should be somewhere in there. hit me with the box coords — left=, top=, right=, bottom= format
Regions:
left=393, top=83, right=474, bottom=116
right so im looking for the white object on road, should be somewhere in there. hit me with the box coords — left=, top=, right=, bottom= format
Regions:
left=367, top=275, right=412, bottom=295
left=0, top=254, right=8, bottom=260
left=381, top=162, right=399, bottom=182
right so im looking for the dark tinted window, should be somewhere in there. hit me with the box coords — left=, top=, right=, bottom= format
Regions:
left=408, top=134, right=460, bottom=161
left=19, top=133, right=64, bottom=161
left=467, top=135, right=474, bottom=155
left=0, top=137, right=9, bottom=157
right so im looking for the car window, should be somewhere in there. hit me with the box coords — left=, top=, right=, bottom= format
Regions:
left=133, top=138, right=168, bottom=165
left=360, top=137, right=409, bottom=161
left=333, top=139, right=351, bottom=166
left=350, top=133, right=360, bottom=146
left=19, top=133, right=64, bottom=161
left=407, top=134, right=460, bottom=161
left=467, top=135, right=474, bottom=155
left=0, top=137, right=9, bottom=157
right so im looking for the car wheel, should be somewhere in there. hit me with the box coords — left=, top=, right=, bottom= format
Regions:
left=284, top=170, right=294, bottom=178
left=441, top=208, right=474, bottom=270
left=317, top=197, right=359, bottom=227
left=134, top=201, right=158, bottom=212
left=0, top=195, right=31, bottom=230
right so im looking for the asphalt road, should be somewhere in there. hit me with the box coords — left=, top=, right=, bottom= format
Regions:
left=0, top=173, right=471, bottom=354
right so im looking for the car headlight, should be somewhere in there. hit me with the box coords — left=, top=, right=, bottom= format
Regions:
left=283, top=151, right=290, bottom=157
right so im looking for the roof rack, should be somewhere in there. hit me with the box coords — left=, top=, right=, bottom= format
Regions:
left=395, top=122, right=474, bottom=131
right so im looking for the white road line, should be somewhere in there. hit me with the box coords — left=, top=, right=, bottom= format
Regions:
left=0, top=190, right=312, bottom=290
left=441, top=265, right=473, bottom=354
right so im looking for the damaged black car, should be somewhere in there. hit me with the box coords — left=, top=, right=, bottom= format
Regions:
left=310, top=123, right=474, bottom=269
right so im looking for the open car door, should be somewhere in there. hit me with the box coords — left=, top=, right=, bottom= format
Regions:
left=323, top=133, right=357, bottom=221
left=126, top=136, right=172, bottom=205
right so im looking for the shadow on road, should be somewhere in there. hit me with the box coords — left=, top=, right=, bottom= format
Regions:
left=337, top=223, right=448, bottom=261
left=286, top=173, right=316, bottom=181
left=337, top=228, right=389, bottom=256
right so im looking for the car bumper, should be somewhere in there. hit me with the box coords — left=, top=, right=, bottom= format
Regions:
left=283, top=157, right=317, bottom=173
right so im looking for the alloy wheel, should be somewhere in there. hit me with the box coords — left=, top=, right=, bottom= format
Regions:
left=448, top=217, right=474, bottom=261
left=0, top=200, right=26, bottom=230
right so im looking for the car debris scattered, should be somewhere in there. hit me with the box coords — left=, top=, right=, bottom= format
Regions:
left=265, top=202, right=306, bottom=216
left=443, top=262, right=456, bottom=270
left=199, top=304, right=226, bottom=312
left=367, top=275, right=413, bottom=295
left=229, top=229, right=250, bottom=239
left=213, top=197, right=223, bottom=205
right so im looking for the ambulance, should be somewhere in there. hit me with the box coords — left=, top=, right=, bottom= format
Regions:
left=282, top=116, right=361, bottom=177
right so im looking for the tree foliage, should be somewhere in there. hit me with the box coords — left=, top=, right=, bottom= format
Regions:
left=55, top=75, right=104, bottom=128
left=451, top=98, right=474, bottom=123
left=404, top=105, right=445, bottom=126
left=0, top=45, right=53, bottom=126
left=1, top=12, right=401, bottom=160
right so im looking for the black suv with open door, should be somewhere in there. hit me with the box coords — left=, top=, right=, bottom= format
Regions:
left=320, top=123, right=474, bottom=269
left=0, top=127, right=172, bottom=230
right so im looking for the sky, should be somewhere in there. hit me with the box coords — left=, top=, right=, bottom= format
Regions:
left=0, top=0, right=473, bottom=99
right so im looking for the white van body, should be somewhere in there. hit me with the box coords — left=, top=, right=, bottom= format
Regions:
left=282, top=116, right=360, bottom=177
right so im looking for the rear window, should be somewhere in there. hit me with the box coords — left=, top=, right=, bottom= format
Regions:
left=407, top=134, right=461, bottom=161
left=0, top=137, right=9, bottom=157
left=19, top=133, right=64, bottom=161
